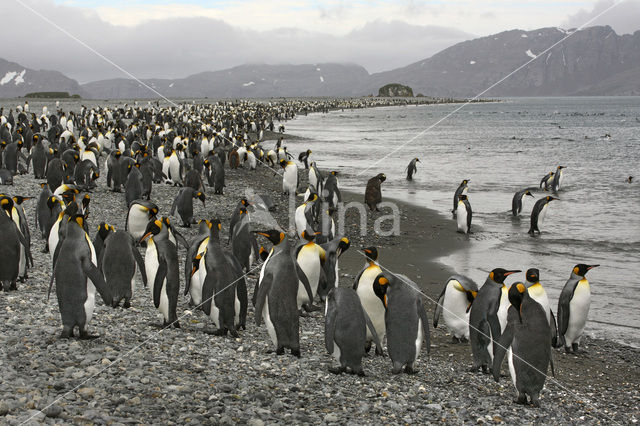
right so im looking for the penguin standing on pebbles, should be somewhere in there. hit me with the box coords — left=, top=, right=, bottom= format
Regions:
left=0, top=196, right=27, bottom=291
left=100, top=229, right=147, bottom=308
left=364, top=173, right=386, bottom=211
left=353, top=247, right=385, bottom=355
left=433, top=275, right=478, bottom=342
left=170, top=187, right=205, bottom=227
left=324, top=287, right=380, bottom=376
left=524, top=268, right=558, bottom=346
left=280, top=159, right=298, bottom=195
left=557, top=264, right=598, bottom=353
left=384, top=273, right=430, bottom=374
left=126, top=200, right=159, bottom=242
left=493, top=283, right=552, bottom=407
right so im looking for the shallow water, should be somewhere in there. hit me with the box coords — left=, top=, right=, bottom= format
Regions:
left=286, top=97, right=640, bottom=347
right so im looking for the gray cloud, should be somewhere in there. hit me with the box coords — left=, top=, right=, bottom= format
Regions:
left=2, top=1, right=473, bottom=83
left=561, top=0, right=640, bottom=34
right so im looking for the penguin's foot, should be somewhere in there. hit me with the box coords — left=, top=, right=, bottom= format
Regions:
left=328, top=366, right=346, bottom=375
left=374, top=347, right=385, bottom=357
left=9, top=281, right=18, bottom=291
left=275, top=347, right=285, bottom=356
left=212, top=328, right=228, bottom=336
left=60, top=327, right=74, bottom=339
left=123, top=300, right=131, bottom=309
left=530, top=396, right=541, bottom=408
left=79, top=331, right=100, bottom=340
left=364, top=341, right=372, bottom=354
left=451, top=336, right=461, bottom=344
left=298, top=309, right=310, bottom=317
left=303, top=303, right=321, bottom=312
left=172, top=321, right=181, bottom=329
left=514, top=394, right=528, bottom=405
left=291, top=349, right=301, bottom=358
left=564, top=346, right=573, bottom=354
left=404, top=365, right=418, bottom=375
left=481, top=365, right=490, bottom=374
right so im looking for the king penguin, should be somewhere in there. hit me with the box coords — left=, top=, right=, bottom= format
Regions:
left=524, top=268, right=558, bottom=346
left=469, top=268, right=520, bottom=373
left=100, top=229, right=147, bottom=308
left=405, top=158, right=420, bottom=181
left=0, top=196, right=27, bottom=291
left=493, top=283, right=552, bottom=407
left=511, top=188, right=534, bottom=216
left=551, top=165, right=566, bottom=192
left=353, top=247, right=385, bottom=355
left=48, top=214, right=111, bottom=338
left=557, top=264, right=598, bottom=353
left=456, top=194, right=472, bottom=234
left=140, top=218, right=181, bottom=328
left=452, top=179, right=470, bottom=216
left=528, top=196, right=557, bottom=235
left=364, top=173, right=386, bottom=211
left=170, top=187, right=205, bottom=227
left=433, top=274, right=478, bottom=342
left=126, top=200, right=159, bottom=242
left=324, top=287, right=380, bottom=376
left=384, top=273, right=430, bottom=374
left=317, top=236, right=350, bottom=301
left=280, top=159, right=298, bottom=195
left=295, top=230, right=326, bottom=313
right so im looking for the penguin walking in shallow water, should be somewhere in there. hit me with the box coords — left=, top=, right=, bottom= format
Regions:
left=539, top=171, right=554, bottom=191
left=140, top=218, right=181, bottom=328
left=364, top=173, right=386, bottom=211
left=353, top=247, right=385, bottom=355
left=469, top=268, right=520, bottom=373
left=324, top=287, right=380, bottom=376
left=384, top=273, right=430, bottom=374
left=456, top=194, right=472, bottom=234
left=524, top=268, right=558, bottom=346
left=511, top=188, right=534, bottom=216
left=170, top=187, right=205, bottom=227
left=452, top=179, right=469, bottom=216
left=49, top=215, right=112, bottom=338
left=100, top=230, right=147, bottom=308
left=557, top=264, right=598, bottom=353
left=551, top=165, right=566, bottom=192
left=254, top=230, right=314, bottom=357
left=493, top=282, right=553, bottom=407
left=528, top=196, right=557, bottom=235
left=405, top=158, right=420, bottom=181
left=433, top=274, right=478, bottom=342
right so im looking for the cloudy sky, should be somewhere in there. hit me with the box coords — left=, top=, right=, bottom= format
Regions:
left=3, top=0, right=638, bottom=82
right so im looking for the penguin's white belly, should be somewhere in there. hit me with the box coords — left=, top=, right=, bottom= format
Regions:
left=258, top=250, right=273, bottom=289
left=210, top=300, right=221, bottom=328
left=234, top=288, right=240, bottom=326
left=309, top=171, right=317, bottom=188
left=294, top=205, right=307, bottom=237
left=333, top=260, right=339, bottom=288
left=297, top=253, right=320, bottom=308
left=558, top=171, right=564, bottom=189
left=18, top=239, right=26, bottom=275
left=565, top=281, right=591, bottom=345
left=357, top=271, right=385, bottom=341
left=127, top=208, right=149, bottom=240
left=84, top=278, right=96, bottom=328
left=145, top=242, right=167, bottom=320
left=190, top=257, right=206, bottom=306
left=169, top=156, right=181, bottom=183
left=456, top=203, right=468, bottom=233
left=415, top=318, right=424, bottom=362
left=248, top=153, right=256, bottom=169
left=538, top=203, right=548, bottom=226
left=498, top=288, right=510, bottom=333
left=442, top=287, right=470, bottom=339
left=82, top=151, right=97, bottom=167
left=332, top=340, right=341, bottom=361
left=507, top=347, right=516, bottom=388
left=283, top=166, right=297, bottom=192
left=48, top=220, right=61, bottom=260
left=263, top=296, right=278, bottom=346
left=529, top=285, right=551, bottom=324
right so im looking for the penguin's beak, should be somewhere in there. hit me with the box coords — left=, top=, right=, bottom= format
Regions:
left=466, top=302, right=473, bottom=313
left=587, top=265, right=600, bottom=270
left=504, top=270, right=521, bottom=277
left=140, top=232, right=152, bottom=243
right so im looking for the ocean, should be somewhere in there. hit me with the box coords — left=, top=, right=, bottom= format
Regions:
left=286, top=97, right=640, bottom=347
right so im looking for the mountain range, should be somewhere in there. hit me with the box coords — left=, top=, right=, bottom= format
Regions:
left=1, top=25, right=639, bottom=99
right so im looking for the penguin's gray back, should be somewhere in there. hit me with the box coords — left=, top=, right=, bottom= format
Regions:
left=101, top=231, right=142, bottom=307
left=325, top=287, right=368, bottom=372
left=469, top=279, right=503, bottom=367
left=0, top=212, right=21, bottom=282
left=125, top=166, right=143, bottom=207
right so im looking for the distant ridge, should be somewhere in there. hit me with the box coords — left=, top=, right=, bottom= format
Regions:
left=0, top=25, right=639, bottom=99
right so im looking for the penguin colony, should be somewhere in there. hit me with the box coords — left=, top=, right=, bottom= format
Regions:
left=0, top=99, right=600, bottom=409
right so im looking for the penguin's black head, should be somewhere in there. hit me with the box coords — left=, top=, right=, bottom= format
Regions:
left=526, top=268, right=540, bottom=283
left=373, top=274, right=390, bottom=308
left=557, top=165, right=566, bottom=170
left=240, top=197, right=250, bottom=207
left=377, top=173, right=386, bottom=183
left=207, top=218, right=222, bottom=235
left=361, top=246, right=378, bottom=262
left=458, top=194, right=468, bottom=201
left=337, top=237, right=350, bottom=257
left=254, top=229, right=285, bottom=246
left=140, top=219, right=163, bottom=242
left=259, top=246, right=269, bottom=261
left=61, top=191, right=77, bottom=205
left=191, top=253, right=202, bottom=276
left=546, top=196, right=558, bottom=202
left=462, top=179, right=470, bottom=185
left=0, top=195, right=14, bottom=212
left=508, top=282, right=527, bottom=322
left=69, top=214, right=85, bottom=229
left=46, top=196, right=61, bottom=210
left=12, top=195, right=31, bottom=205
left=573, top=264, right=599, bottom=277
left=330, top=171, right=339, bottom=176
left=301, top=230, right=320, bottom=242
left=97, top=222, right=114, bottom=240
left=489, top=268, right=521, bottom=284
left=279, top=159, right=287, bottom=168
left=82, top=194, right=91, bottom=209
left=308, top=192, right=319, bottom=202
left=628, top=176, right=634, bottom=183
left=525, top=190, right=534, bottom=197
left=196, top=191, right=206, bottom=206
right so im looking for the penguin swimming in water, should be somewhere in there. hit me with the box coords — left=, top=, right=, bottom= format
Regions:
left=140, top=218, right=181, bottom=328
left=433, top=275, right=478, bottom=342
left=493, top=282, right=553, bottom=407
left=383, top=273, right=430, bottom=374
left=100, top=229, right=147, bottom=308
left=353, top=247, right=385, bottom=355
left=456, top=194, right=472, bottom=234
left=469, top=268, right=520, bottom=373
left=405, top=158, right=420, bottom=181
left=524, top=268, right=558, bottom=346
left=126, top=200, right=159, bottom=242
left=324, top=287, right=380, bottom=376
left=170, top=187, right=205, bottom=227
left=254, top=230, right=314, bottom=357
left=539, top=171, right=554, bottom=191
left=49, top=214, right=111, bottom=338
left=511, top=189, right=534, bottom=216
left=551, top=165, right=566, bottom=192
left=528, top=196, right=557, bottom=235
left=557, top=264, right=598, bottom=353
left=452, top=179, right=469, bottom=216
left=364, top=173, right=386, bottom=211
left=280, top=159, right=298, bottom=195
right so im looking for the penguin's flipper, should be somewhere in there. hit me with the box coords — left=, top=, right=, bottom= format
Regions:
left=132, top=243, right=147, bottom=287
left=324, top=298, right=336, bottom=354
left=550, top=351, right=556, bottom=378
left=433, top=285, right=447, bottom=328
left=294, top=258, right=314, bottom=309
left=169, top=193, right=178, bottom=217
left=363, top=310, right=381, bottom=353
left=83, top=258, right=112, bottom=306
left=417, top=298, right=431, bottom=354
left=335, top=187, right=342, bottom=203
left=153, top=260, right=168, bottom=309
left=254, top=271, right=273, bottom=326
left=352, top=267, right=365, bottom=291
left=492, top=307, right=517, bottom=382
left=47, top=266, right=56, bottom=301
left=557, top=282, right=576, bottom=342
left=171, top=226, right=190, bottom=249
left=488, top=307, right=503, bottom=356
left=549, top=309, right=558, bottom=349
